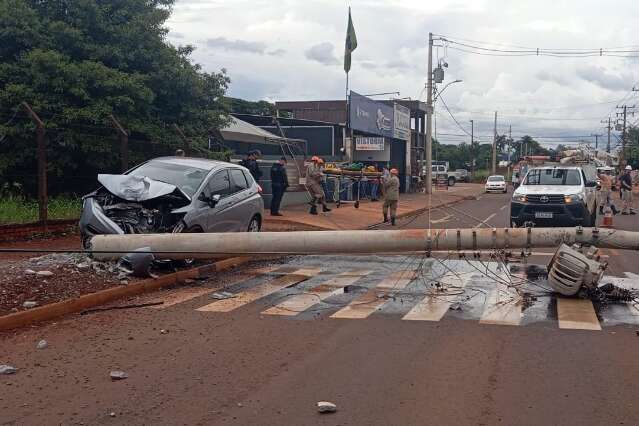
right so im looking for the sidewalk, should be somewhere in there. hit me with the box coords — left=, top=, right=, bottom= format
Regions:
left=262, top=184, right=485, bottom=231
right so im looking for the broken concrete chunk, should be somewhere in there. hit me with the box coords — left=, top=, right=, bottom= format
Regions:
left=317, top=401, right=337, bottom=413
left=36, top=340, right=48, bottom=350
left=0, top=365, right=17, bottom=375
left=22, top=301, right=38, bottom=309
left=36, top=271, right=54, bottom=277
left=110, top=371, right=128, bottom=380
left=24, top=269, right=36, bottom=275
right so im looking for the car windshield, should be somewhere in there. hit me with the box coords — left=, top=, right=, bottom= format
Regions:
left=129, top=161, right=208, bottom=197
left=524, top=169, right=581, bottom=186
left=488, top=176, right=504, bottom=182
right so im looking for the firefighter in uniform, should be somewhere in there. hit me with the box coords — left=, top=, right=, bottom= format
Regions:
left=306, top=156, right=331, bottom=215
left=382, top=168, right=400, bottom=226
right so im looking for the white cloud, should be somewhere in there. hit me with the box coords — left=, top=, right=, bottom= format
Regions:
left=305, top=42, right=340, bottom=65
left=167, top=0, right=639, bottom=145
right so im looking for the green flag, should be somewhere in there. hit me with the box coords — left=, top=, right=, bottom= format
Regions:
left=344, top=7, right=358, bottom=73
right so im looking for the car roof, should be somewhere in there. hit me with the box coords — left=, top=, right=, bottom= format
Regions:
left=150, top=157, right=240, bottom=171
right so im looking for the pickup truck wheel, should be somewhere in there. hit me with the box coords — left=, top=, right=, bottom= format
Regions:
left=448, top=177, right=456, bottom=186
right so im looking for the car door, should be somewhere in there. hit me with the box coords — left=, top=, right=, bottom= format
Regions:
left=201, top=169, right=236, bottom=232
left=228, top=168, right=254, bottom=230
left=581, top=170, right=596, bottom=212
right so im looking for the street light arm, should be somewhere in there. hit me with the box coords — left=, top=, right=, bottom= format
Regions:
left=433, top=79, right=463, bottom=102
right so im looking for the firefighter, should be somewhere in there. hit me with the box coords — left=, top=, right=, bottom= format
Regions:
left=620, top=165, right=636, bottom=215
left=306, top=156, right=331, bottom=215
left=382, top=168, right=400, bottom=226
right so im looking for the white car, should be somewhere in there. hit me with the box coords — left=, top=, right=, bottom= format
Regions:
left=485, top=175, right=507, bottom=193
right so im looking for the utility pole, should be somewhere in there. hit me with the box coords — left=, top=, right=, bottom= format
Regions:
left=173, top=124, right=191, bottom=156
left=601, top=118, right=612, bottom=153
left=616, top=105, right=636, bottom=166
left=507, top=125, right=512, bottom=183
left=109, top=115, right=129, bottom=172
left=492, top=111, right=497, bottom=175
left=21, top=102, right=47, bottom=226
left=425, top=32, right=434, bottom=194
left=590, top=133, right=603, bottom=150
left=470, top=119, right=474, bottom=180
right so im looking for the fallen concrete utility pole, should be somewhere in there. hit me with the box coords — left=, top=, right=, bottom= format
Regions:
left=90, top=227, right=639, bottom=261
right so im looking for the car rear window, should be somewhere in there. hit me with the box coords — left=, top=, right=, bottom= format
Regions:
left=488, top=176, right=504, bottom=182
left=130, top=161, right=207, bottom=197
left=524, top=169, right=581, bottom=186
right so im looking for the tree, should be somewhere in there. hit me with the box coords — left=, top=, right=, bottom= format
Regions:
left=515, top=135, right=549, bottom=159
left=225, top=97, right=276, bottom=116
left=0, top=0, right=230, bottom=196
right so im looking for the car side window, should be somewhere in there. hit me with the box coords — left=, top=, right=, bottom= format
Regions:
left=230, top=169, right=249, bottom=192
left=206, top=170, right=231, bottom=197
left=242, top=170, right=255, bottom=187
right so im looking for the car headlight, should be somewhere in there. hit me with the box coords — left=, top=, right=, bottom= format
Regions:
left=564, top=194, right=583, bottom=204
left=512, top=194, right=526, bottom=202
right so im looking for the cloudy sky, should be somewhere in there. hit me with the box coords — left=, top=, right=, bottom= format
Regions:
left=167, top=0, right=639, bottom=147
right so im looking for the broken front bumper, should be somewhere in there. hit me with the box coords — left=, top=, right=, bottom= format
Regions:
left=79, top=197, right=125, bottom=238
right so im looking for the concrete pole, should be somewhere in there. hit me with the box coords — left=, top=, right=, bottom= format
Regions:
left=89, top=227, right=639, bottom=261
left=425, top=32, right=434, bottom=194
left=492, top=111, right=497, bottom=175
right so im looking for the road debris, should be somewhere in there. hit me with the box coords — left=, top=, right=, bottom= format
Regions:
left=81, top=301, right=164, bottom=315
left=24, top=269, right=36, bottom=275
left=110, top=371, right=128, bottom=380
left=118, top=247, right=155, bottom=278
left=160, top=329, right=168, bottom=334
left=22, top=301, right=38, bottom=309
left=35, top=270, right=54, bottom=277
left=36, top=340, right=48, bottom=350
left=109, top=412, right=116, bottom=417
left=0, top=365, right=17, bottom=375
left=317, top=401, right=337, bottom=413
left=210, top=291, right=236, bottom=300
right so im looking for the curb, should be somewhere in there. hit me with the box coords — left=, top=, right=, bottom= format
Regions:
left=0, top=256, right=252, bottom=332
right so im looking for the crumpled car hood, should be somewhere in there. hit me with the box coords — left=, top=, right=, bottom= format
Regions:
left=97, top=174, right=190, bottom=202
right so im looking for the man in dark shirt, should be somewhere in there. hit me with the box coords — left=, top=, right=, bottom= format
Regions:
left=240, top=150, right=262, bottom=183
left=270, top=156, right=289, bottom=216
left=620, top=165, right=636, bottom=215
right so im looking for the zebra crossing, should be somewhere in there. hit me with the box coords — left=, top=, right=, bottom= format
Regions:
left=155, top=255, right=639, bottom=331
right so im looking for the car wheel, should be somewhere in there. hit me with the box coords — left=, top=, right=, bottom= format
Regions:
left=172, top=222, right=202, bottom=266
left=448, top=177, right=456, bottom=187
left=247, top=215, right=261, bottom=232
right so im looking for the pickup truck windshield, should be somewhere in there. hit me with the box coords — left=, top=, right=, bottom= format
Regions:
left=524, top=169, right=581, bottom=186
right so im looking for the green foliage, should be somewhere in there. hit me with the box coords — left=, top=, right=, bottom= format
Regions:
left=0, top=195, right=81, bottom=224
left=0, top=0, right=230, bottom=196
left=225, top=97, right=276, bottom=116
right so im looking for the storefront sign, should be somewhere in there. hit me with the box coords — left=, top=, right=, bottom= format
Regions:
left=355, top=136, right=385, bottom=151
left=349, top=91, right=394, bottom=138
left=393, top=103, right=410, bottom=141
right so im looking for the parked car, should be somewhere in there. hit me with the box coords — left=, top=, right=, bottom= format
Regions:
left=510, top=165, right=598, bottom=228
left=485, top=175, right=507, bottom=193
left=79, top=157, right=264, bottom=248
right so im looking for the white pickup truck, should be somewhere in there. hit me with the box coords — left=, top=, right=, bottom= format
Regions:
left=423, top=162, right=468, bottom=186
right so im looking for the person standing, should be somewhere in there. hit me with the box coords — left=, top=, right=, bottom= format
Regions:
left=240, top=150, right=262, bottom=183
left=598, top=169, right=618, bottom=215
left=270, top=156, right=289, bottom=216
left=382, top=168, right=400, bottom=226
left=306, top=156, right=331, bottom=215
left=620, top=165, right=636, bottom=215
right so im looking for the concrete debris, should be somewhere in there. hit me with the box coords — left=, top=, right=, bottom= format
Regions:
left=449, top=303, right=463, bottom=311
left=210, top=291, right=236, bottom=300
left=0, top=365, right=17, bottom=375
left=76, top=262, right=90, bottom=270
left=24, top=269, right=36, bottom=275
left=317, top=401, right=337, bottom=413
left=109, top=412, right=116, bottom=418
left=160, top=329, right=168, bottom=334
left=35, top=270, right=54, bottom=277
left=110, top=371, right=128, bottom=381
left=36, top=340, right=48, bottom=350
left=22, top=301, right=38, bottom=309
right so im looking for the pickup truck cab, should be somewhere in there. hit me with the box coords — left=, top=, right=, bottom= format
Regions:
left=510, top=165, right=598, bottom=227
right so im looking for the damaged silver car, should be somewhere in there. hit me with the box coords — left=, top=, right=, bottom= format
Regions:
left=79, top=157, right=264, bottom=248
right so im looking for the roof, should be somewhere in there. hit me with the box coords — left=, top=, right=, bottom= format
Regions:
left=220, top=116, right=305, bottom=146
left=151, top=157, right=236, bottom=171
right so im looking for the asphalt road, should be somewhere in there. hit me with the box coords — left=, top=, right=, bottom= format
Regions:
left=2, top=189, right=639, bottom=426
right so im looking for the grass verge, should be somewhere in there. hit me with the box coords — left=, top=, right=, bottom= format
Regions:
left=0, top=196, right=81, bottom=225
